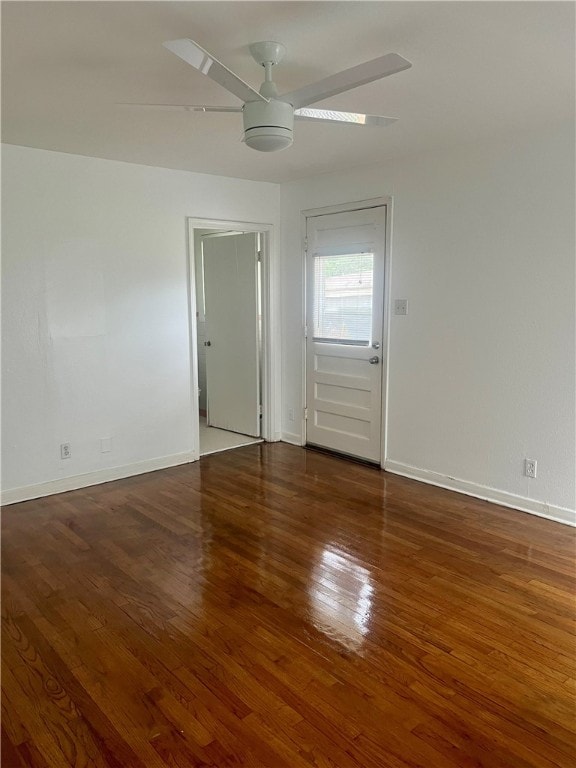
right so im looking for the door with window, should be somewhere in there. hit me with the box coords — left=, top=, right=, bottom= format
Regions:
left=305, top=206, right=386, bottom=463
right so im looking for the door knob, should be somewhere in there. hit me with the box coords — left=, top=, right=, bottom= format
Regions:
left=368, top=355, right=380, bottom=365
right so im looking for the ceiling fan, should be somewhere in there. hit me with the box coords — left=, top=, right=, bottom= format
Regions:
left=126, top=39, right=412, bottom=152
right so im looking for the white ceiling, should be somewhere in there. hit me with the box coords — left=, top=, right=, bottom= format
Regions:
left=2, top=1, right=574, bottom=183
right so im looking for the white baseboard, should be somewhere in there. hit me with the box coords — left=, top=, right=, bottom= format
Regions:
left=5, top=449, right=572, bottom=528
left=383, top=459, right=576, bottom=527
left=281, top=431, right=304, bottom=446
left=1, top=451, right=198, bottom=506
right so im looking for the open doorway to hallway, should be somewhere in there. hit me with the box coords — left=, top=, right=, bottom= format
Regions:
left=192, top=227, right=265, bottom=457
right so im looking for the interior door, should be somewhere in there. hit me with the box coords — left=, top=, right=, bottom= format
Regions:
left=306, top=207, right=386, bottom=463
left=202, top=232, right=261, bottom=437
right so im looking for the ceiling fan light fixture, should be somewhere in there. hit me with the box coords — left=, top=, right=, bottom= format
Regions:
left=244, top=126, right=293, bottom=152
left=242, top=98, right=294, bottom=152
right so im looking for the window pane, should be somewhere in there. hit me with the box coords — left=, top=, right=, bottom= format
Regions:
left=313, top=253, right=373, bottom=344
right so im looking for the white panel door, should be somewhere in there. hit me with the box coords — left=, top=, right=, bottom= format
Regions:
left=203, top=232, right=261, bottom=437
left=306, top=207, right=386, bottom=463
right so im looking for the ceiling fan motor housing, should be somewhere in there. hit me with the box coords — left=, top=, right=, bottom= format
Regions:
left=243, top=99, right=294, bottom=152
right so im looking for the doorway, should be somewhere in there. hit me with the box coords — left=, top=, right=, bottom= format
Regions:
left=304, top=201, right=389, bottom=464
left=190, top=223, right=274, bottom=457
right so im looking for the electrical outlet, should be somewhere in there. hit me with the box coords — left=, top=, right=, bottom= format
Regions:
left=288, top=408, right=295, bottom=422
left=524, top=459, right=537, bottom=478
left=100, top=437, right=112, bottom=453
left=394, top=299, right=408, bottom=316
left=60, top=443, right=71, bottom=459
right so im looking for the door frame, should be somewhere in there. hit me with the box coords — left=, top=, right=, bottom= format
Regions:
left=301, top=197, right=393, bottom=468
left=187, top=218, right=281, bottom=457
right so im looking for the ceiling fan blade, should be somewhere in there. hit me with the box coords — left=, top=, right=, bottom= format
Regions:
left=118, top=103, right=242, bottom=113
left=294, top=108, right=398, bottom=127
left=163, top=39, right=268, bottom=104
left=281, top=53, right=411, bottom=109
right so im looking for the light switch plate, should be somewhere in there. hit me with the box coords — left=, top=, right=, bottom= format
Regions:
left=394, top=299, right=408, bottom=315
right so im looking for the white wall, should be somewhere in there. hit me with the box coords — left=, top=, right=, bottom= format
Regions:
left=3, top=127, right=574, bottom=522
left=281, top=122, right=575, bottom=521
left=1, top=144, right=279, bottom=501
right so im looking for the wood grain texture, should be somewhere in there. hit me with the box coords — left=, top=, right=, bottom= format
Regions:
left=2, top=443, right=575, bottom=767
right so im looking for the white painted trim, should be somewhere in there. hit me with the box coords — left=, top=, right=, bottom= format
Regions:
left=260, top=228, right=282, bottom=443
left=301, top=197, right=391, bottom=218
left=384, top=459, right=576, bottom=527
left=185, top=220, right=202, bottom=464
left=1, top=452, right=198, bottom=507
left=380, top=198, right=394, bottom=468
left=281, top=432, right=305, bottom=446
left=299, top=212, right=308, bottom=445
left=187, top=218, right=282, bottom=452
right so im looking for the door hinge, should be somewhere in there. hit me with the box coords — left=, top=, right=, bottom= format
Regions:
left=304, top=408, right=308, bottom=420
left=258, top=404, right=263, bottom=416
left=304, top=324, right=308, bottom=338
left=257, top=250, right=262, bottom=262
left=304, top=237, right=308, bottom=254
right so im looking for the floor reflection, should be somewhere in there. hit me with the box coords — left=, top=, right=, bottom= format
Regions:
left=310, top=545, right=374, bottom=652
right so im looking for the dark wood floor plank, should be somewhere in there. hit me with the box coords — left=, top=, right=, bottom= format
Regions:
left=1, top=725, right=26, bottom=768
left=2, top=443, right=575, bottom=767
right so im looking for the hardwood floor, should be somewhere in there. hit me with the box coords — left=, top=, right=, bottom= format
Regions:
left=2, top=443, right=575, bottom=767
